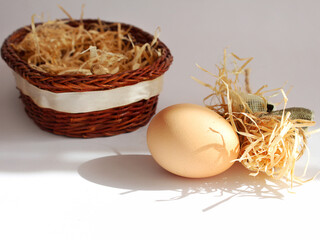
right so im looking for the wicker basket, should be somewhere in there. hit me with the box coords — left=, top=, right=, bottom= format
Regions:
left=1, top=19, right=173, bottom=138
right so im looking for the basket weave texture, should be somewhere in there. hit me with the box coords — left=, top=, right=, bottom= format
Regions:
left=1, top=19, right=173, bottom=138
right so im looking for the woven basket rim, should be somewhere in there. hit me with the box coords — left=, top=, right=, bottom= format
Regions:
left=1, top=18, right=173, bottom=92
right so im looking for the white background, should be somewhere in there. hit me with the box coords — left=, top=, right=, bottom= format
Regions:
left=1, top=0, right=320, bottom=239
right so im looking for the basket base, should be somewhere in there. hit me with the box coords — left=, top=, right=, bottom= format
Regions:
left=19, top=92, right=158, bottom=138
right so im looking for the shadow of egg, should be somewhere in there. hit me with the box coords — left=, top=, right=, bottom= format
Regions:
left=77, top=154, right=287, bottom=201
left=78, top=154, right=182, bottom=191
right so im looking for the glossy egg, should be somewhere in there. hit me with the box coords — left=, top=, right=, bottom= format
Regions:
left=147, top=103, right=240, bottom=178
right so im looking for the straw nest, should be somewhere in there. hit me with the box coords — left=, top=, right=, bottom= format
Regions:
left=192, top=49, right=316, bottom=185
left=12, top=6, right=161, bottom=76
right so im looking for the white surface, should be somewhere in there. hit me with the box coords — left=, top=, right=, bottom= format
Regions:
left=1, top=0, right=320, bottom=239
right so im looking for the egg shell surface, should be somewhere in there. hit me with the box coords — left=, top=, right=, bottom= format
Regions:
left=147, top=103, right=240, bottom=178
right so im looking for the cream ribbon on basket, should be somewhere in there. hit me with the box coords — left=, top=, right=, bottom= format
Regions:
left=13, top=72, right=164, bottom=113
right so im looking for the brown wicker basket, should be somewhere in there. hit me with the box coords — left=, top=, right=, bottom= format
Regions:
left=1, top=19, right=173, bottom=138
